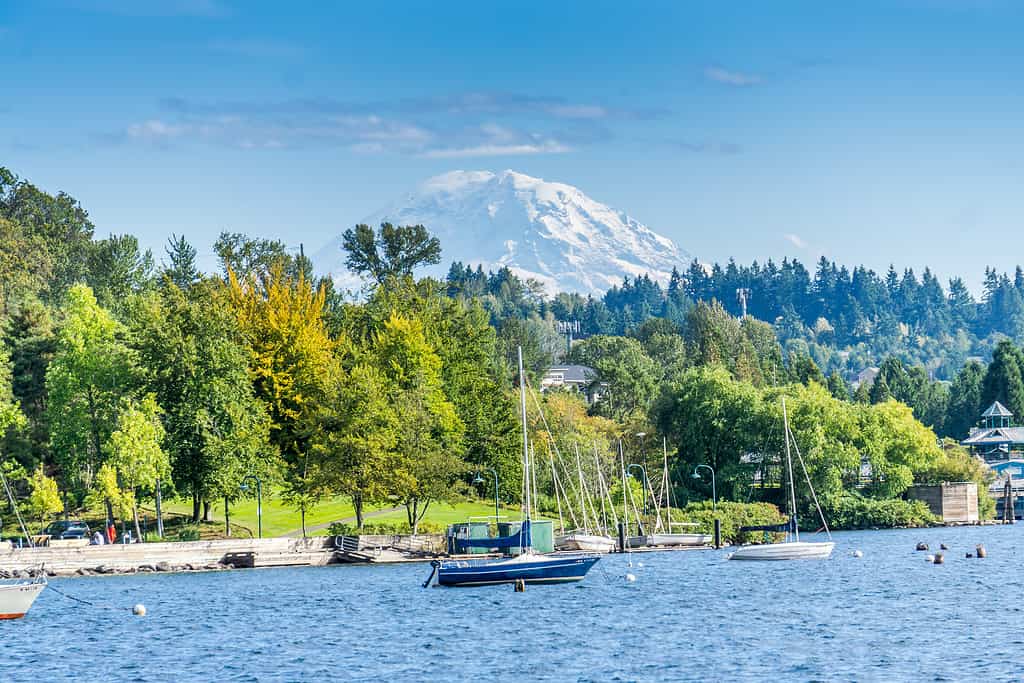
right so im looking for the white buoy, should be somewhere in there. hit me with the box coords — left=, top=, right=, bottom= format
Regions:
left=925, top=554, right=935, bottom=563
left=853, top=550, right=863, bottom=558
left=132, top=604, right=146, bottom=617
left=637, top=562, right=644, bottom=568
left=625, top=573, right=636, bottom=582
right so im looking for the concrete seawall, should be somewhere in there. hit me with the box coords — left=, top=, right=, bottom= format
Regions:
left=0, top=537, right=337, bottom=577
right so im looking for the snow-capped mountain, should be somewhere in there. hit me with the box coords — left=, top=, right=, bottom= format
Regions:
left=314, top=170, right=690, bottom=295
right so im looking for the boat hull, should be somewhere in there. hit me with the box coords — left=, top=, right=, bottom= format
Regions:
left=436, top=554, right=600, bottom=587
left=0, top=580, right=45, bottom=618
left=631, top=533, right=712, bottom=548
left=555, top=533, right=616, bottom=553
left=728, top=541, right=834, bottom=561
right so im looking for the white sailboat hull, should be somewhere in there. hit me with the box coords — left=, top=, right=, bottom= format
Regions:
left=555, top=533, right=616, bottom=553
left=645, top=533, right=713, bottom=547
left=627, top=534, right=712, bottom=548
left=0, top=580, right=45, bottom=618
left=728, top=541, right=834, bottom=561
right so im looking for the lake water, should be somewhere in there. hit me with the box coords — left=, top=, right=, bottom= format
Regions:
left=3, top=524, right=1022, bottom=682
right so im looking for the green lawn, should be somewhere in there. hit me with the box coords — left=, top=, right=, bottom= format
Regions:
left=150, top=494, right=545, bottom=538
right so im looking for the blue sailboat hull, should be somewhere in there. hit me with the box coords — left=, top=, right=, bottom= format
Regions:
left=435, top=554, right=599, bottom=587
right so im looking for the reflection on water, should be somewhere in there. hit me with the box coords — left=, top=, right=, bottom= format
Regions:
left=2, top=524, right=1022, bottom=681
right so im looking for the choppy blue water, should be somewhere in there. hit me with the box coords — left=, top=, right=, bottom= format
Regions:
left=3, top=524, right=1022, bottom=682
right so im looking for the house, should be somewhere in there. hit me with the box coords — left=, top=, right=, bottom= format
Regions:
left=540, top=364, right=603, bottom=404
left=852, top=366, right=879, bottom=390
left=960, top=401, right=1024, bottom=462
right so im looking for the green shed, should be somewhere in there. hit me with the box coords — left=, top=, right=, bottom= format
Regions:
left=447, top=522, right=493, bottom=555
left=498, top=520, right=554, bottom=555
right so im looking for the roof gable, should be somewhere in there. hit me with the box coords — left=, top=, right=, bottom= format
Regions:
left=983, top=401, right=1014, bottom=418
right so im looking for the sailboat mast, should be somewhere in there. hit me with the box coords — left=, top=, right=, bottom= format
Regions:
left=782, top=397, right=799, bottom=541
left=518, top=347, right=531, bottom=521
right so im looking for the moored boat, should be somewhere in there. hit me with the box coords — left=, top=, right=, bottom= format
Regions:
left=433, top=551, right=600, bottom=587
left=555, top=531, right=616, bottom=553
left=630, top=532, right=712, bottom=548
left=426, top=347, right=599, bottom=588
left=728, top=540, right=834, bottom=561
left=0, top=578, right=46, bottom=619
left=728, top=397, right=833, bottom=562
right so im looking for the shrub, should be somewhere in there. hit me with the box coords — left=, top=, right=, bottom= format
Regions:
left=327, top=519, right=444, bottom=536
left=176, top=525, right=201, bottom=542
left=678, top=501, right=788, bottom=545
left=826, top=495, right=936, bottom=529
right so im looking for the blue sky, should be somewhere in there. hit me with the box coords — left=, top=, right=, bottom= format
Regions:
left=2, top=0, right=1023, bottom=290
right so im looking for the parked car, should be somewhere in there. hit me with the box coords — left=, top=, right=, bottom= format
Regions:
left=43, top=520, right=91, bottom=540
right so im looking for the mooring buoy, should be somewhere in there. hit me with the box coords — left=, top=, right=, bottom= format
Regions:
left=925, top=554, right=935, bottom=562
left=132, top=604, right=147, bottom=616
left=916, top=542, right=929, bottom=551
left=852, top=550, right=863, bottom=558
left=976, top=544, right=987, bottom=558
left=933, top=553, right=944, bottom=565
left=514, top=579, right=525, bottom=592
left=625, top=573, right=636, bottom=583
left=940, top=543, right=949, bottom=550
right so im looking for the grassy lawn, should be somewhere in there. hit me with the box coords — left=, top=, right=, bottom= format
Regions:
left=146, top=494, right=547, bottom=538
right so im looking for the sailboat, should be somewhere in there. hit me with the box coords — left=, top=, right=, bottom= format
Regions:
left=425, top=348, right=600, bottom=587
left=0, top=462, right=46, bottom=617
left=629, top=439, right=712, bottom=548
left=728, top=397, right=834, bottom=561
left=554, top=445, right=616, bottom=553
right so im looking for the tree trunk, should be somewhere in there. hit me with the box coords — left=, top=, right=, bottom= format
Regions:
left=155, top=479, right=164, bottom=538
left=203, top=500, right=211, bottom=522
left=132, top=491, right=142, bottom=542
left=300, top=505, right=307, bottom=539
left=353, top=493, right=364, bottom=530
left=224, top=497, right=231, bottom=538
left=192, top=493, right=201, bottom=523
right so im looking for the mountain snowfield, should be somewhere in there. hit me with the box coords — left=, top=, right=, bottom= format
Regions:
left=313, top=170, right=691, bottom=295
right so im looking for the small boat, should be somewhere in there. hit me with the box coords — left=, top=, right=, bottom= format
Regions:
left=728, top=397, right=834, bottom=561
left=629, top=532, right=712, bottom=548
left=555, top=531, right=616, bottom=553
left=432, top=550, right=600, bottom=587
left=0, top=578, right=46, bottom=619
left=728, top=540, right=833, bottom=561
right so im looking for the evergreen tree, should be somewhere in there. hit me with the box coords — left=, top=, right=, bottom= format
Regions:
left=944, top=360, right=984, bottom=438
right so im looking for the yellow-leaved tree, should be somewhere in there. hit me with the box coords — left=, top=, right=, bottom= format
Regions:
left=27, top=465, right=63, bottom=530
left=227, top=265, right=333, bottom=536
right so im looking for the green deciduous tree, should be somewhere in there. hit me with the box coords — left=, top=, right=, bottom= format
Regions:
left=27, top=465, right=63, bottom=529
left=569, top=335, right=660, bottom=421
left=45, top=284, right=137, bottom=493
left=106, top=394, right=170, bottom=540
left=341, top=222, right=442, bottom=285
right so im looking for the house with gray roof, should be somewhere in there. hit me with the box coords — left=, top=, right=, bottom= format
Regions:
left=961, top=401, right=1024, bottom=462
left=540, top=364, right=604, bottom=404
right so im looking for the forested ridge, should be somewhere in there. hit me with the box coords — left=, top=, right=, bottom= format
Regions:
left=0, top=166, right=1013, bottom=532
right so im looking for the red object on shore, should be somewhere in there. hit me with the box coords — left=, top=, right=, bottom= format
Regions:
left=106, top=523, right=115, bottom=543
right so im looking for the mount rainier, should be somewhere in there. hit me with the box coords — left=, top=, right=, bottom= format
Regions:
left=313, top=170, right=690, bottom=295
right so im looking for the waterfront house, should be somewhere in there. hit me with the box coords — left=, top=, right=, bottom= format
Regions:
left=960, top=401, right=1024, bottom=462
left=540, top=364, right=603, bottom=404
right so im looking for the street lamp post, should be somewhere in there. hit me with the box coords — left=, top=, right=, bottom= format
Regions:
left=473, top=468, right=500, bottom=525
left=240, top=475, right=263, bottom=539
left=692, top=464, right=720, bottom=548
left=691, top=465, right=716, bottom=512
left=627, top=463, right=650, bottom=532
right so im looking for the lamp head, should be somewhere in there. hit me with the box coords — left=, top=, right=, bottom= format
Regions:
left=473, top=474, right=485, bottom=484
left=239, top=483, right=249, bottom=492
left=691, top=470, right=701, bottom=480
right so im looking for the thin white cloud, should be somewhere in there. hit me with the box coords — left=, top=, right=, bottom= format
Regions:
left=420, top=141, right=570, bottom=159
left=704, top=66, right=761, bottom=86
left=208, top=38, right=308, bottom=59
left=784, top=233, right=808, bottom=249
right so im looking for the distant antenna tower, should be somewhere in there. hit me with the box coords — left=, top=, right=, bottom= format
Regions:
left=736, top=288, right=751, bottom=319
left=556, top=319, right=581, bottom=354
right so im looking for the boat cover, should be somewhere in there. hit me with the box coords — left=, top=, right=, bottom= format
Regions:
left=454, top=520, right=533, bottom=551
left=738, top=518, right=796, bottom=534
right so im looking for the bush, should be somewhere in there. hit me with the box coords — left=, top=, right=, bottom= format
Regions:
left=678, top=501, right=788, bottom=545
left=327, top=519, right=444, bottom=536
left=176, top=525, right=201, bottom=541
left=826, top=495, right=936, bottom=529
